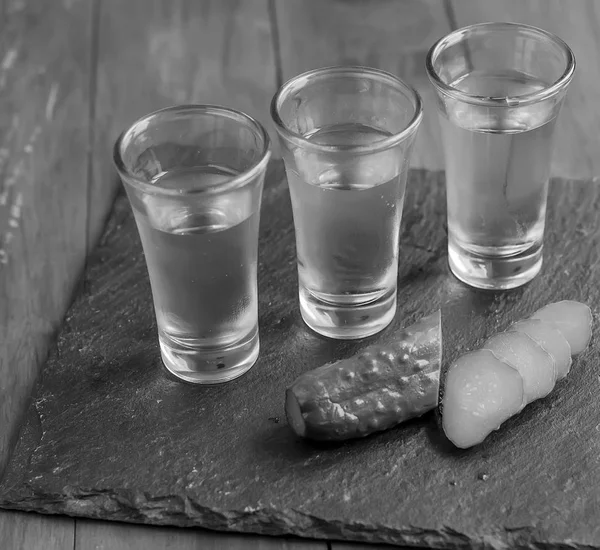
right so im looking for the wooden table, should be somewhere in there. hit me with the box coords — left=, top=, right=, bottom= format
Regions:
left=1, top=1, right=599, bottom=548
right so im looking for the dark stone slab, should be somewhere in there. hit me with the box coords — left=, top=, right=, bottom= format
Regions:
left=1, top=164, right=600, bottom=549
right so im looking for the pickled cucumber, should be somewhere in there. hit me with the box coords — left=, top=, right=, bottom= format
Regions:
left=442, top=300, right=592, bottom=448
left=511, top=319, right=572, bottom=379
left=285, top=311, right=441, bottom=441
left=483, top=331, right=556, bottom=404
left=532, top=300, right=593, bottom=355
left=285, top=301, right=592, bottom=447
left=441, top=349, right=524, bottom=449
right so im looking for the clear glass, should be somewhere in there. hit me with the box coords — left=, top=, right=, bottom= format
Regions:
left=426, top=22, right=575, bottom=290
left=271, top=66, right=423, bottom=340
left=114, top=105, right=271, bottom=384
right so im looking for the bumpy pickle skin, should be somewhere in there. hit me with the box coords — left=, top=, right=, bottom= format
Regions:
left=285, top=311, right=442, bottom=441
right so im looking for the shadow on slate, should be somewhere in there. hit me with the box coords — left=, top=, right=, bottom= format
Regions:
left=1, top=162, right=600, bottom=549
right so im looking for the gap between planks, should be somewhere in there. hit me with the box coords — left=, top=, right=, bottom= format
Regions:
left=74, top=519, right=327, bottom=550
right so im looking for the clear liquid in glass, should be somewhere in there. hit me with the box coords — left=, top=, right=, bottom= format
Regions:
left=440, top=70, right=558, bottom=289
left=133, top=166, right=260, bottom=383
left=286, top=123, right=406, bottom=339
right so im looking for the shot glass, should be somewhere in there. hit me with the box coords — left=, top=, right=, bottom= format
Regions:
left=426, top=22, right=575, bottom=290
left=114, top=105, right=271, bottom=384
left=271, top=67, right=423, bottom=340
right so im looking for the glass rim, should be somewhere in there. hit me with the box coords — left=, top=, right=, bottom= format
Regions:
left=425, top=22, right=576, bottom=107
left=113, top=104, right=271, bottom=197
left=270, top=65, right=423, bottom=154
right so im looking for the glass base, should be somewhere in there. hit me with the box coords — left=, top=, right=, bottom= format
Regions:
left=159, top=328, right=259, bottom=384
left=299, top=286, right=396, bottom=340
left=448, top=241, right=543, bottom=290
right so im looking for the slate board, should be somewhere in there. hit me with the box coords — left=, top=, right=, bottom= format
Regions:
left=1, top=164, right=600, bottom=549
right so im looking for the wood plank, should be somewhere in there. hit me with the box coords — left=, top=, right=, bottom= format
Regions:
left=75, top=520, right=326, bottom=550
left=0, top=511, right=74, bottom=550
left=450, top=0, right=600, bottom=180
left=0, top=0, right=93, bottom=547
left=0, top=0, right=92, bottom=473
left=274, top=0, right=452, bottom=171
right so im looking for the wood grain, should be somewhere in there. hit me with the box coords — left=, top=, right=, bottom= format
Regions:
left=273, top=0, right=452, bottom=171
left=0, top=0, right=92, bottom=473
left=0, top=0, right=94, bottom=546
left=75, top=520, right=326, bottom=550
left=0, top=511, right=73, bottom=550
left=450, top=0, right=600, bottom=180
